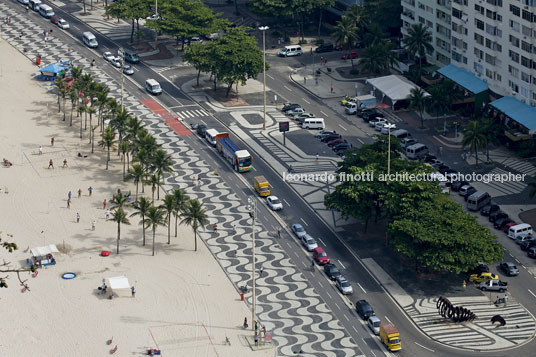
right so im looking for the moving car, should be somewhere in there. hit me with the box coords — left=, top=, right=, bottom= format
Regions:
left=367, top=316, right=381, bottom=335
left=324, top=263, right=341, bottom=280
left=481, top=204, right=500, bottom=216
left=314, top=129, right=336, bottom=139
left=355, top=300, right=375, bottom=320
left=50, top=16, right=59, bottom=25
left=291, top=223, right=307, bottom=238
left=301, top=234, right=318, bottom=251
left=103, top=52, right=114, bottom=62
left=57, top=18, right=69, bottom=29
left=499, top=262, right=520, bottom=276
left=312, top=247, right=330, bottom=265
left=341, top=50, right=358, bottom=59
left=266, top=196, right=283, bottom=211
left=469, top=272, right=499, bottom=283
left=335, top=276, right=353, bottom=295
left=315, top=43, right=334, bottom=53
left=123, top=64, right=134, bottom=75
left=196, top=124, right=207, bottom=137
left=110, top=57, right=122, bottom=68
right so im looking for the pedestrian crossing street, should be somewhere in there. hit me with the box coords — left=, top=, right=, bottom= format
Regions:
left=406, top=297, right=535, bottom=348
left=175, top=108, right=210, bottom=119
left=471, top=167, right=528, bottom=197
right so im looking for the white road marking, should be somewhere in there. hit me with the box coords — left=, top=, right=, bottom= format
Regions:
left=522, top=265, right=527, bottom=269
left=283, top=198, right=290, bottom=206
left=300, top=218, right=308, bottom=226
left=333, top=301, right=341, bottom=311
left=338, top=124, right=347, bottom=131
left=370, top=351, right=376, bottom=357
left=344, top=314, right=350, bottom=321
left=302, top=98, right=310, bottom=104
left=352, top=326, right=359, bottom=333
left=283, top=85, right=292, bottom=91
left=325, top=291, right=332, bottom=299
left=384, top=315, right=391, bottom=323
left=357, top=138, right=365, bottom=144
left=267, top=74, right=275, bottom=80
left=337, top=260, right=347, bottom=270
left=287, top=66, right=294, bottom=71
left=318, top=238, right=327, bottom=246
left=528, top=289, right=536, bottom=298
left=357, top=283, right=366, bottom=294
left=415, top=342, right=435, bottom=352
left=320, top=110, right=328, bottom=116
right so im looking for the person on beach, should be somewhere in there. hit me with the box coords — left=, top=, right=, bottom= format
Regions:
left=51, top=137, right=54, bottom=146
left=78, top=188, right=82, bottom=198
left=63, top=159, right=68, bottom=168
left=91, top=220, right=96, bottom=231
left=243, top=317, right=248, bottom=329
left=103, top=199, right=107, bottom=209
left=76, top=212, right=80, bottom=223
left=68, top=191, right=72, bottom=200
left=105, top=209, right=110, bottom=220
left=131, top=286, right=136, bottom=297
left=38, top=146, right=43, bottom=155
left=48, top=159, right=54, bottom=169
left=67, top=198, right=71, bottom=208
left=88, top=186, right=93, bottom=196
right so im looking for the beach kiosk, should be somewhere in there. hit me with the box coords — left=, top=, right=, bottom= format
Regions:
left=37, top=63, right=67, bottom=81
left=27, top=244, right=59, bottom=268
left=106, top=276, right=131, bottom=297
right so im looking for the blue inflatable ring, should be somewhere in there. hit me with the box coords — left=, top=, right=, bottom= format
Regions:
left=62, top=272, right=77, bottom=280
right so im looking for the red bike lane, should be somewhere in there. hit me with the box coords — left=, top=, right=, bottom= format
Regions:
left=141, top=99, right=191, bottom=136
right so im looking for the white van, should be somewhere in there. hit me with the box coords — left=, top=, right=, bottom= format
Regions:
left=29, top=0, right=42, bottom=11
left=405, top=143, right=428, bottom=159
left=467, top=191, right=491, bottom=211
left=205, top=129, right=219, bottom=146
left=279, top=45, right=302, bottom=57
left=345, top=102, right=359, bottom=115
left=39, top=4, right=55, bottom=18
left=82, top=32, right=98, bottom=48
left=301, top=118, right=325, bottom=130
left=391, top=129, right=411, bottom=139
left=508, top=223, right=533, bottom=240
left=145, top=79, right=162, bottom=95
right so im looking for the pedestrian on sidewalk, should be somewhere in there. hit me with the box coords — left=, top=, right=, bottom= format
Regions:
left=192, top=176, right=196, bottom=185
left=320, top=56, right=324, bottom=63
left=233, top=223, right=237, bottom=233
left=463, top=280, right=466, bottom=289
left=78, top=188, right=82, bottom=198
left=254, top=334, right=258, bottom=346
left=315, top=153, right=319, bottom=162
left=67, top=198, right=71, bottom=209
left=103, top=199, right=107, bottom=210
left=48, top=159, right=54, bottom=169
left=76, top=212, right=80, bottom=223
left=91, top=220, right=96, bottom=231
left=439, top=146, right=443, bottom=156
left=197, top=175, right=201, bottom=186
left=243, top=317, right=248, bottom=329
left=213, top=223, right=218, bottom=233
left=259, top=265, right=263, bottom=276
left=88, top=186, right=93, bottom=196
left=324, top=58, right=327, bottom=65
left=304, top=76, right=307, bottom=85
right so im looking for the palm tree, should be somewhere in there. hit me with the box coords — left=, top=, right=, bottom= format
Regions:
left=126, top=164, right=145, bottom=200
left=480, top=117, right=502, bottom=163
left=68, top=89, right=78, bottom=127
left=59, top=86, right=68, bottom=121
left=462, top=120, right=486, bottom=166
left=104, top=97, right=119, bottom=132
left=95, top=84, right=110, bottom=129
left=86, top=106, right=97, bottom=144
left=408, top=87, right=428, bottom=128
left=111, top=191, right=129, bottom=210
left=149, top=149, right=173, bottom=200
left=145, top=174, right=161, bottom=203
left=110, top=207, right=130, bottom=254
left=172, top=188, right=189, bottom=237
left=345, top=4, right=370, bottom=35
left=100, top=126, right=116, bottom=170
left=77, top=105, right=86, bottom=138
left=71, top=66, right=83, bottom=82
left=332, top=16, right=358, bottom=67
left=426, top=82, right=450, bottom=129
left=111, top=107, right=130, bottom=155
left=143, top=205, right=167, bottom=256
left=160, top=194, right=175, bottom=244
left=180, top=199, right=208, bottom=252
left=119, top=141, right=130, bottom=180
left=130, top=197, right=152, bottom=246
left=402, top=23, right=433, bottom=76
left=363, top=23, right=385, bottom=47
left=381, top=40, right=399, bottom=72
left=134, top=148, right=151, bottom=193
left=359, top=43, right=385, bottom=75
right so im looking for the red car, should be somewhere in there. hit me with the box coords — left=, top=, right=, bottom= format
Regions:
left=504, top=222, right=517, bottom=233
left=327, top=138, right=346, bottom=147
left=313, top=247, right=330, bottom=265
left=341, top=51, right=358, bottom=60
left=50, top=16, right=59, bottom=25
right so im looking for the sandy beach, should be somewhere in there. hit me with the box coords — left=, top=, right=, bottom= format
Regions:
left=0, top=34, right=272, bottom=356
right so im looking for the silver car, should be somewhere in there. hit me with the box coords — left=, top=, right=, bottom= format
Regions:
left=314, top=129, right=335, bottom=138
left=123, top=64, right=134, bottom=75
left=110, top=56, right=122, bottom=68
left=301, top=234, right=318, bottom=251
left=102, top=51, right=114, bottom=61
left=335, top=276, right=353, bottom=295
left=291, top=223, right=306, bottom=238
left=367, top=316, right=381, bottom=335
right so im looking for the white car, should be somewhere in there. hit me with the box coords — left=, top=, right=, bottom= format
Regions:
left=367, top=316, right=381, bottom=335
left=335, top=276, right=353, bottom=295
left=400, top=138, right=417, bottom=149
left=315, top=129, right=335, bottom=138
left=380, top=124, right=396, bottom=134
left=301, top=234, right=318, bottom=251
left=266, top=196, right=283, bottom=211
left=291, top=223, right=307, bottom=238
left=103, top=52, right=114, bottom=61
left=293, top=112, right=315, bottom=121
left=375, top=120, right=388, bottom=131
left=369, top=117, right=386, bottom=127
left=57, top=18, right=69, bottom=29
left=110, top=56, right=122, bottom=68
left=286, top=107, right=305, bottom=116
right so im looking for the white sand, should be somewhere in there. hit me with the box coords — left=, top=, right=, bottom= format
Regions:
left=0, top=39, right=271, bottom=356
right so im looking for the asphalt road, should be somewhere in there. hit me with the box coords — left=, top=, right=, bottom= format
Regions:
left=14, top=2, right=536, bottom=356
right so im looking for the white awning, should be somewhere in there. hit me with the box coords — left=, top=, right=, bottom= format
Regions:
left=366, top=75, right=429, bottom=102
left=30, top=245, right=59, bottom=257
left=106, top=276, right=131, bottom=297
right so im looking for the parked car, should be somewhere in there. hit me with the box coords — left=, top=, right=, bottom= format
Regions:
left=400, top=138, right=417, bottom=149
left=57, top=18, right=69, bottom=29
left=335, top=147, right=350, bottom=156
left=327, top=138, right=347, bottom=147
left=315, top=43, right=334, bottom=53
left=381, top=124, right=396, bottom=135
left=494, top=218, right=514, bottom=230
left=481, top=204, right=500, bottom=216
left=528, top=247, right=536, bottom=258
left=369, top=117, right=386, bottom=127
left=315, top=129, right=336, bottom=139
left=462, top=187, right=477, bottom=201
left=282, top=103, right=301, bottom=112
left=324, top=263, right=341, bottom=280
left=293, top=113, right=315, bottom=121
left=489, top=211, right=508, bottom=223
left=301, top=234, right=318, bottom=251
left=335, top=276, right=353, bottom=295
left=521, top=239, right=536, bottom=251
left=503, top=222, right=517, bottom=233
left=451, top=181, right=469, bottom=192
left=467, top=263, right=489, bottom=276
left=499, top=262, right=520, bottom=276
left=123, top=64, right=134, bottom=75
left=291, top=223, right=307, bottom=238
left=375, top=121, right=388, bottom=131
left=196, top=124, right=207, bottom=137
left=285, top=107, right=305, bottom=116
left=437, top=165, right=450, bottom=174
left=357, top=107, right=375, bottom=117
left=50, top=16, right=59, bottom=25
left=341, top=50, right=359, bottom=59
left=355, top=300, right=375, bottom=320
left=103, top=51, right=114, bottom=61
left=333, top=142, right=352, bottom=151
left=515, top=233, right=534, bottom=245
left=367, top=316, right=381, bottom=335
left=313, top=247, right=330, bottom=265
left=363, top=111, right=383, bottom=122
left=266, top=196, right=283, bottom=211
left=321, top=134, right=342, bottom=143
left=469, top=272, right=499, bottom=283
left=110, top=57, right=122, bottom=68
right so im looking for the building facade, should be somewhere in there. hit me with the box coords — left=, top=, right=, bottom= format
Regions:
left=401, top=0, right=536, bottom=106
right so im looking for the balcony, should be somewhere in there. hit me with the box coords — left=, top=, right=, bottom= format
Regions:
left=505, top=129, right=532, bottom=141
left=402, top=0, right=416, bottom=6
left=402, top=11, right=415, bottom=21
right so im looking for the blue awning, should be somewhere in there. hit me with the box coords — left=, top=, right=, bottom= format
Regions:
left=437, top=64, right=488, bottom=94
left=40, top=64, right=66, bottom=74
left=490, top=96, right=536, bottom=134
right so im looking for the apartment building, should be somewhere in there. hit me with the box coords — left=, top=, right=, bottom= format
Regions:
left=401, top=0, right=536, bottom=106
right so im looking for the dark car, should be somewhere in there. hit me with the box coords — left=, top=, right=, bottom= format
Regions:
left=521, top=239, right=536, bottom=251
left=321, top=134, right=342, bottom=143
left=462, top=187, right=477, bottom=201
left=333, top=142, right=352, bottom=151
left=327, top=138, right=347, bottom=147
left=357, top=107, right=375, bottom=118
left=467, top=263, right=489, bottom=276
left=481, top=204, right=500, bottom=216
left=451, top=181, right=469, bottom=192
left=424, top=154, right=438, bottom=163
left=315, top=43, right=334, bottom=53
left=356, top=300, right=375, bottom=320
left=437, top=165, right=451, bottom=174
left=336, top=147, right=349, bottom=156
left=50, top=16, right=60, bottom=25
left=196, top=124, right=207, bottom=137
left=494, top=217, right=513, bottom=230
left=528, top=247, right=536, bottom=259
left=324, top=263, right=341, bottom=280
left=282, top=103, right=301, bottom=112
left=362, top=111, right=384, bottom=122
left=489, top=211, right=508, bottom=223
left=499, top=262, right=520, bottom=276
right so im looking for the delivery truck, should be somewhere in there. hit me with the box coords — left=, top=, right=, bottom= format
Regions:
left=380, top=322, right=401, bottom=351
left=254, top=176, right=270, bottom=196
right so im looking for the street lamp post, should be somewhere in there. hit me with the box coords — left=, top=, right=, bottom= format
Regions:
left=259, top=26, right=269, bottom=130
left=118, top=47, right=124, bottom=110
left=385, top=123, right=396, bottom=177
left=247, top=197, right=257, bottom=332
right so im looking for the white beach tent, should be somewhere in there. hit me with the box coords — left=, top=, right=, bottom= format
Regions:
left=30, top=244, right=59, bottom=257
left=106, top=276, right=131, bottom=297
